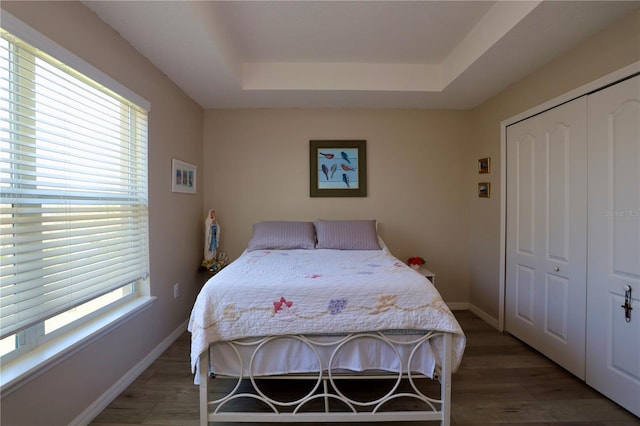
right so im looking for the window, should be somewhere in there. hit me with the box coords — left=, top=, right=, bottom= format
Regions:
left=0, top=21, right=149, bottom=369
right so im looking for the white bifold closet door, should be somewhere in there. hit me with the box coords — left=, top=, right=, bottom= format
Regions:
left=506, top=96, right=588, bottom=379
left=586, top=75, right=640, bottom=417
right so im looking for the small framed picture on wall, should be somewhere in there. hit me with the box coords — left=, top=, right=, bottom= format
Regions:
left=172, top=158, right=196, bottom=194
left=478, top=157, right=490, bottom=174
left=478, top=182, right=491, bottom=198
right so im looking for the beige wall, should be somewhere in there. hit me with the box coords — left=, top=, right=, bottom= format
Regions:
left=467, top=10, right=640, bottom=321
left=1, top=2, right=204, bottom=425
left=204, top=8, right=640, bottom=322
left=1, top=1, right=639, bottom=424
left=203, top=109, right=472, bottom=303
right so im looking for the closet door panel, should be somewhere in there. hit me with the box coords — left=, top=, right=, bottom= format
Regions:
left=547, top=124, right=570, bottom=263
left=516, top=264, right=535, bottom=324
left=516, top=135, right=536, bottom=257
left=512, top=135, right=537, bottom=326
left=611, top=102, right=640, bottom=275
left=507, top=128, right=542, bottom=343
left=610, top=296, right=639, bottom=379
left=545, top=273, right=569, bottom=341
left=506, top=97, right=588, bottom=379
left=544, top=124, right=572, bottom=344
left=586, top=75, right=640, bottom=417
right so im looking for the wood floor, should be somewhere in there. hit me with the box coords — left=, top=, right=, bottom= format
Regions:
left=90, top=310, right=640, bottom=425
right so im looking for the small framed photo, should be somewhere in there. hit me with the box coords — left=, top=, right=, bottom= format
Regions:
left=172, top=158, right=196, bottom=194
left=478, top=157, right=491, bottom=174
left=478, top=182, right=491, bottom=198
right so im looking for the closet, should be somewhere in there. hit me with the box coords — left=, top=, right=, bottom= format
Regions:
left=505, top=75, right=639, bottom=417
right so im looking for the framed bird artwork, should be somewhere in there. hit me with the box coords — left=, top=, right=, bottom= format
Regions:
left=309, top=140, right=367, bottom=197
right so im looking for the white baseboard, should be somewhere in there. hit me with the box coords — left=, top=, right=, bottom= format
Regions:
left=446, top=302, right=469, bottom=311
left=70, top=319, right=189, bottom=426
left=445, top=302, right=501, bottom=330
left=468, top=303, right=500, bottom=330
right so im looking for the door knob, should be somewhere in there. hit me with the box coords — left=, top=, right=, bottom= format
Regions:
left=554, top=266, right=560, bottom=272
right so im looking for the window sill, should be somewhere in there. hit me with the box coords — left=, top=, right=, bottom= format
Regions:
left=0, top=296, right=156, bottom=396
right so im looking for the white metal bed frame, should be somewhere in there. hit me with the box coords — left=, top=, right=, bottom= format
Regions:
left=197, top=330, right=454, bottom=425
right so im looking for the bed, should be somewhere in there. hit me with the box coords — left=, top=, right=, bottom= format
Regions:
left=188, top=220, right=466, bottom=425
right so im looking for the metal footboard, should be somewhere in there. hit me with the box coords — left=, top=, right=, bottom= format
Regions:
left=198, top=331, right=453, bottom=425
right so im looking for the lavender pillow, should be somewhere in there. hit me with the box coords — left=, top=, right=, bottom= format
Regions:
left=314, top=219, right=381, bottom=250
left=247, top=221, right=316, bottom=251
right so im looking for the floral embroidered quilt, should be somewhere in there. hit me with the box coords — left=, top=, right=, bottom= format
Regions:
left=188, top=247, right=466, bottom=374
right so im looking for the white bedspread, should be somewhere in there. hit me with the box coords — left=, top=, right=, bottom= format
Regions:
left=188, top=247, right=466, bottom=375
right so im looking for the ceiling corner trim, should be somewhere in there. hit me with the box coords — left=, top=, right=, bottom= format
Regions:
left=187, top=1, right=244, bottom=83
left=441, top=0, right=543, bottom=88
left=242, top=62, right=442, bottom=92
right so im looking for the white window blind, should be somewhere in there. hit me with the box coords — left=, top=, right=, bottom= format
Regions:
left=0, top=28, right=149, bottom=339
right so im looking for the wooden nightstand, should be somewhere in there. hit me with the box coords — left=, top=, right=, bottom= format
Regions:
left=417, top=266, right=435, bottom=284
left=198, top=262, right=227, bottom=285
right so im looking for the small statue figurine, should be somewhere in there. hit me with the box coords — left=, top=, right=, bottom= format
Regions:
left=202, top=209, right=221, bottom=271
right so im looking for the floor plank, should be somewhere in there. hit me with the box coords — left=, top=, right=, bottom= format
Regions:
left=90, top=311, right=640, bottom=425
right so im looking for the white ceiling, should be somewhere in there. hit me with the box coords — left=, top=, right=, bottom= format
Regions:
left=84, top=1, right=640, bottom=109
